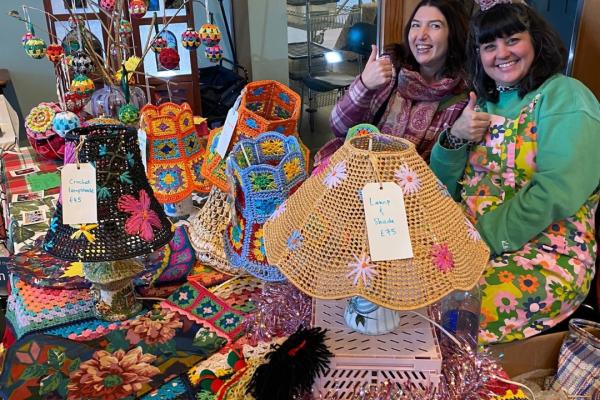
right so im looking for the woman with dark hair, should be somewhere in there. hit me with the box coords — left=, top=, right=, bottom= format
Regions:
left=430, top=0, right=600, bottom=344
left=321, top=0, right=470, bottom=163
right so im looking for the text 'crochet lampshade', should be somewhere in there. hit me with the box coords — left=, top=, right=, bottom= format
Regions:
left=43, top=125, right=174, bottom=262
left=141, top=102, right=210, bottom=203
left=264, top=134, right=490, bottom=310
left=223, top=132, right=309, bottom=281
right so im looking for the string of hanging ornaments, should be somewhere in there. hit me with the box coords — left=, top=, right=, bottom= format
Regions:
left=7, top=0, right=222, bottom=139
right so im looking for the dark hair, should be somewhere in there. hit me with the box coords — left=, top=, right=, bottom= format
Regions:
left=468, top=3, right=567, bottom=102
left=386, top=0, right=469, bottom=79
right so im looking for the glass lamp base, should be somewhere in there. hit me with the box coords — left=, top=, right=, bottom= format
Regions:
left=83, top=259, right=144, bottom=321
left=344, top=296, right=401, bottom=335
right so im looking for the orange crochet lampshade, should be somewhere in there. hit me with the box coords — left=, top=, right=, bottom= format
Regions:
left=141, top=102, right=210, bottom=203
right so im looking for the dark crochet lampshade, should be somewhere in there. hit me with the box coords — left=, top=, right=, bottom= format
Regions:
left=44, top=125, right=174, bottom=262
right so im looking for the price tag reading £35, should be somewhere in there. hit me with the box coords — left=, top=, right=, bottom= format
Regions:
left=61, top=163, right=98, bottom=225
left=362, top=182, right=413, bottom=262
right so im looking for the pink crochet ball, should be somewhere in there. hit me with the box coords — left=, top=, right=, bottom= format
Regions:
left=151, top=36, right=168, bottom=53
left=181, top=28, right=200, bottom=50
left=205, top=45, right=223, bottom=63
left=129, top=0, right=147, bottom=18
left=64, top=91, right=86, bottom=113
left=199, top=23, right=221, bottom=46
left=158, top=48, right=180, bottom=70
left=21, top=32, right=35, bottom=46
left=46, top=43, right=64, bottom=63
left=100, top=0, right=116, bottom=13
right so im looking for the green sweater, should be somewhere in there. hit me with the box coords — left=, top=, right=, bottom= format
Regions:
left=430, top=74, right=600, bottom=255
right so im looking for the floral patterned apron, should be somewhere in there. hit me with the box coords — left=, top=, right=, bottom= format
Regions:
left=460, top=94, right=598, bottom=344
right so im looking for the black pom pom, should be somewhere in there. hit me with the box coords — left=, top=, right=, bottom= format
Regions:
left=248, top=326, right=333, bottom=400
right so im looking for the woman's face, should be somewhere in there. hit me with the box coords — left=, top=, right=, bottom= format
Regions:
left=408, top=6, right=449, bottom=76
left=479, top=31, right=535, bottom=87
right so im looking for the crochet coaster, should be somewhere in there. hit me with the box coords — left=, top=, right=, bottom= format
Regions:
left=161, top=280, right=246, bottom=343
left=5, top=275, right=95, bottom=339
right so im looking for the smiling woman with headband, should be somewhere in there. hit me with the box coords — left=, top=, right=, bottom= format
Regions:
left=430, top=0, right=600, bottom=344
left=317, top=0, right=470, bottom=165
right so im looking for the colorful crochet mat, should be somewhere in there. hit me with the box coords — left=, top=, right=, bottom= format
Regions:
left=5, top=274, right=95, bottom=339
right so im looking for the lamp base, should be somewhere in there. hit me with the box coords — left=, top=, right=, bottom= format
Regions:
left=344, top=296, right=401, bottom=335
left=83, top=259, right=144, bottom=321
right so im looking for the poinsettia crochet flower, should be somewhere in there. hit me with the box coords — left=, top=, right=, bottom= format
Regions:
left=431, top=243, right=454, bottom=272
left=117, top=190, right=162, bottom=242
left=347, top=252, right=378, bottom=286
left=324, top=161, right=347, bottom=189
left=394, top=163, right=421, bottom=195
left=124, top=307, right=183, bottom=345
left=67, top=347, right=160, bottom=400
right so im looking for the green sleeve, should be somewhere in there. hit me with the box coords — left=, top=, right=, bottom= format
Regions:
left=476, top=83, right=600, bottom=255
left=429, top=129, right=469, bottom=201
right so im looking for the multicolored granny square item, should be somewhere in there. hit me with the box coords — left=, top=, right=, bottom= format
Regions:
left=142, top=102, right=210, bottom=203
left=223, top=132, right=308, bottom=281
left=5, top=275, right=95, bottom=339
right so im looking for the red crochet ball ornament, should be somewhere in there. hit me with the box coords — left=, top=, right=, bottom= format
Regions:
left=129, top=0, right=147, bottom=18
left=64, top=91, right=86, bottom=113
left=158, top=48, right=180, bottom=70
left=46, top=43, right=64, bottom=63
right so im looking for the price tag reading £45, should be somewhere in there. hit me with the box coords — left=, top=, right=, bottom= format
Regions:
left=61, top=163, right=98, bottom=225
left=362, top=182, right=413, bottom=262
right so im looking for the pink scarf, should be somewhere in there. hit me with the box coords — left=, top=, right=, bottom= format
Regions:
left=379, top=68, right=462, bottom=151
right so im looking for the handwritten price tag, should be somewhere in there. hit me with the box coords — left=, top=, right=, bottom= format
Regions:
left=216, top=94, right=243, bottom=158
left=362, top=182, right=413, bottom=261
left=61, top=163, right=98, bottom=225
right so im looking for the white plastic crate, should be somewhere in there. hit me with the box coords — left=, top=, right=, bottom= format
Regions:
left=312, top=299, right=442, bottom=399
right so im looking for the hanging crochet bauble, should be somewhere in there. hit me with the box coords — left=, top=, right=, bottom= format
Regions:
left=52, top=111, right=81, bottom=138
left=21, top=32, right=35, bottom=46
left=71, top=50, right=95, bottom=75
left=181, top=28, right=200, bottom=50
left=25, top=102, right=66, bottom=160
left=128, top=0, right=147, bottom=18
left=64, top=91, right=86, bottom=113
left=24, top=37, right=47, bottom=59
left=46, top=43, right=64, bottom=63
left=70, top=74, right=95, bottom=97
left=118, top=103, right=140, bottom=125
left=151, top=36, right=167, bottom=53
left=158, top=48, right=180, bottom=69
left=119, top=20, right=133, bottom=38
left=199, top=23, right=221, bottom=46
left=100, top=0, right=116, bottom=13
left=205, top=45, right=223, bottom=63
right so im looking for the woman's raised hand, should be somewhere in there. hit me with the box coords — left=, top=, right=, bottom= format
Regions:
left=360, top=45, right=393, bottom=90
left=450, top=92, right=491, bottom=142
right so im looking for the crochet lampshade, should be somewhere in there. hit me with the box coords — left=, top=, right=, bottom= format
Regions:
left=141, top=102, right=210, bottom=204
left=264, top=133, right=490, bottom=311
left=223, top=132, right=309, bottom=281
left=43, top=124, right=173, bottom=262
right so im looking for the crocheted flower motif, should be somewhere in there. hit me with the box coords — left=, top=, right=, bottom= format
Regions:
left=394, top=164, right=421, bottom=195
left=124, top=307, right=183, bottom=345
left=252, top=228, right=266, bottom=262
left=283, top=158, right=302, bottom=181
left=117, top=190, right=162, bottom=242
left=347, top=253, right=378, bottom=286
left=324, top=161, right=347, bottom=189
left=287, top=230, right=303, bottom=251
left=431, top=243, right=454, bottom=272
left=464, top=217, right=482, bottom=241
left=155, top=165, right=185, bottom=193
left=70, top=224, right=98, bottom=243
left=249, top=172, right=276, bottom=191
left=67, top=347, right=160, bottom=400
left=26, top=104, right=55, bottom=134
left=260, top=138, right=284, bottom=156
left=230, top=219, right=245, bottom=250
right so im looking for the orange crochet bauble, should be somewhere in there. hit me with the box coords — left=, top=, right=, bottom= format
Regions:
left=142, top=102, right=210, bottom=203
